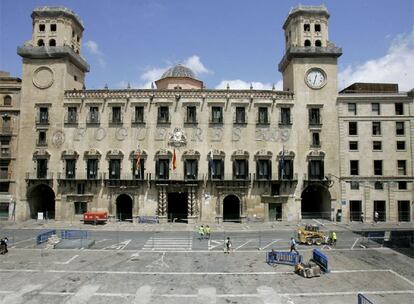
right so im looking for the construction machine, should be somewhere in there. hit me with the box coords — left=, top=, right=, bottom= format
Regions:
left=297, top=224, right=329, bottom=245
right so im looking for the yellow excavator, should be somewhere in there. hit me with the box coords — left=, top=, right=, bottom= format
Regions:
left=297, top=224, right=329, bottom=245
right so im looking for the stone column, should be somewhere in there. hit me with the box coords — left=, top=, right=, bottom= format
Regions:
left=187, top=187, right=198, bottom=224
left=157, top=187, right=167, bottom=223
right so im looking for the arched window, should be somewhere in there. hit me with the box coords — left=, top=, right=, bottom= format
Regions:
left=49, top=39, right=56, bottom=47
left=37, top=39, right=44, bottom=46
left=3, top=95, right=12, bottom=106
left=315, top=40, right=322, bottom=47
left=304, top=40, right=311, bottom=47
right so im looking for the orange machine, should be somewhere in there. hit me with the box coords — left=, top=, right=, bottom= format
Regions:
left=83, top=211, right=108, bottom=224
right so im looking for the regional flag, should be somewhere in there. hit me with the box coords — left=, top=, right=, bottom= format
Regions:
left=173, top=149, right=177, bottom=170
left=135, top=149, right=141, bottom=175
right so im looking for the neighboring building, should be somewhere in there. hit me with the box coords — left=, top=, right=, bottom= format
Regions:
left=11, top=5, right=413, bottom=223
left=0, top=71, right=21, bottom=220
left=338, top=83, right=414, bottom=223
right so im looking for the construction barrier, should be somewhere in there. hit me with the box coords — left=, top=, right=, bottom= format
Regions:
left=312, top=249, right=330, bottom=273
left=60, top=230, right=88, bottom=240
left=357, top=293, right=374, bottom=304
left=266, top=251, right=303, bottom=266
left=138, top=216, right=159, bottom=224
left=36, top=230, right=56, bottom=245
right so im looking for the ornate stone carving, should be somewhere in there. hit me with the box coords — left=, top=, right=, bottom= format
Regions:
left=52, top=130, right=65, bottom=148
left=168, top=128, right=187, bottom=147
left=32, top=66, right=54, bottom=89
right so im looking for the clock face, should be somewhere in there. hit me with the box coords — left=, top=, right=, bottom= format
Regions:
left=306, top=69, right=326, bottom=89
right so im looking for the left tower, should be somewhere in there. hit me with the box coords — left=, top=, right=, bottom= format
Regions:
left=16, top=7, right=89, bottom=220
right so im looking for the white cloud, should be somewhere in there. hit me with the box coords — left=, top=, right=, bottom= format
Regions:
left=84, top=40, right=105, bottom=68
left=183, top=55, right=210, bottom=75
left=339, top=29, right=414, bottom=91
left=215, top=79, right=283, bottom=90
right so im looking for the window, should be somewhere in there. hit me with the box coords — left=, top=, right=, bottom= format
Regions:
left=311, top=132, right=320, bottom=147
left=210, top=159, right=224, bottom=180
left=373, top=141, right=382, bottom=151
left=36, top=159, right=48, bottom=179
left=235, top=107, right=246, bottom=124
left=397, top=141, right=406, bottom=150
left=67, top=107, right=77, bottom=124
left=109, top=159, right=121, bottom=179
left=374, top=181, right=383, bottom=190
left=134, top=106, right=144, bottom=123
left=398, top=181, right=407, bottom=190
left=186, top=106, right=197, bottom=123
left=87, top=159, right=98, bottom=179
left=37, top=131, right=47, bottom=146
left=74, top=202, right=87, bottom=215
left=3, top=95, right=11, bottom=106
left=211, top=106, right=223, bottom=123
left=279, top=159, right=293, bottom=180
left=2, top=116, right=11, bottom=133
left=157, top=106, right=169, bottom=123
left=256, top=159, right=271, bottom=180
left=37, top=39, right=44, bottom=46
left=372, top=103, right=380, bottom=115
left=349, top=122, right=358, bottom=135
left=280, top=108, right=291, bottom=125
left=348, top=103, right=357, bottom=115
left=233, top=159, right=248, bottom=180
left=77, top=183, right=85, bottom=194
left=397, top=160, right=406, bottom=175
left=49, top=39, right=56, bottom=46
left=50, top=24, right=56, bottom=31
left=350, top=181, right=359, bottom=190
left=374, top=160, right=383, bottom=175
left=184, top=159, right=198, bottom=180
left=156, top=159, right=169, bottom=179
left=395, top=103, right=404, bottom=115
left=315, top=24, right=321, bottom=32
left=304, top=24, right=310, bottom=31
left=132, top=158, right=145, bottom=179
left=88, top=106, right=99, bottom=123
left=271, top=183, right=280, bottom=196
left=258, top=107, right=269, bottom=124
left=350, top=160, right=359, bottom=175
left=372, top=122, right=381, bottom=135
left=39, top=24, right=45, bottom=31
left=309, top=108, right=321, bottom=125
left=39, top=107, right=49, bottom=124
left=0, top=182, right=9, bottom=192
left=65, top=159, right=76, bottom=179
left=77, top=36, right=80, bottom=43
left=0, top=162, right=9, bottom=180
left=396, top=122, right=405, bottom=135
left=349, top=141, right=358, bottom=150
left=111, top=106, right=122, bottom=124
left=308, top=160, right=324, bottom=179
left=315, top=40, right=321, bottom=47
left=398, top=200, right=410, bottom=222
left=74, top=75, right=78, bottom=81
left=304, top=39, right=311, bottom=47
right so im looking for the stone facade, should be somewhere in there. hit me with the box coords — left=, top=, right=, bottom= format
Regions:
left=9, top=5, right=413, bottom=223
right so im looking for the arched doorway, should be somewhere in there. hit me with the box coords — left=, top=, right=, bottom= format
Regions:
left=223, top=195, right=241, bottom=222
left=301, top=184, right=331, bottom=220
left=116, top=194, right=133, bottom=222
left=27, top=184, right=55, bottom=219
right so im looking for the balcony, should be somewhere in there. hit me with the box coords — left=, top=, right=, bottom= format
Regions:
left=64, top=114, right=78, bottom=126
left=57, top=172, right=102, bottom=186
left=303, top=173, right=332, bottom=188
left=103, top=172, right=148, bottom=187
left=208, top=173, right=251, bottom=189
left=152, top=173, right=204, bottom=186
left=25, top=172, right=53, bottom=186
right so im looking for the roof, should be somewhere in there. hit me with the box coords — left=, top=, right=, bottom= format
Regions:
left=339, top=83, right=399, bottom=94
left=283, top=5, right=330, bottom=29
left=160, top=64, right=197, bottom=80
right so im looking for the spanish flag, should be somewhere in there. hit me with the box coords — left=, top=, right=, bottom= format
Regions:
left=173, top=149, right=177, bottom=170
left=135, top=150, right=141, bottom=174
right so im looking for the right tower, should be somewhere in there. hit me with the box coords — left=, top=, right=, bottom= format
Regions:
left=279, top=5, right=343, bottom=221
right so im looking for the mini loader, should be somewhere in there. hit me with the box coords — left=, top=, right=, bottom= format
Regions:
left=297, top=224, right=329, bottom=245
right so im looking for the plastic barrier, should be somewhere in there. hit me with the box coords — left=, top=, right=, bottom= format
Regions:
left=60, top=230, right=88, bottom=240
left=312, top=249, right=330, bottom=273
left=358, top=293, right=374, bottom=304
left=36, top=230, right=56, bottom=245
left=266, top=251, right=303, bottom=266
left=138, top=216, right=159, bottom=224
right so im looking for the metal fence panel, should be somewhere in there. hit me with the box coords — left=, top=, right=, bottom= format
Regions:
left=36, top=230, right=56, bottom=245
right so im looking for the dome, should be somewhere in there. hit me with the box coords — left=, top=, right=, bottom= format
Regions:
left=161, top=64, right=197, bottom=79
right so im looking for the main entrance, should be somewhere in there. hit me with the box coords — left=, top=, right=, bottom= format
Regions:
left=27, top=184, right=55, bottom=219
left=167, top=192, right=188, bottom=222
left=116, top=194, right=133, bottom=221
left=349, top=200, right=362, bottom=222
left=269, top=203, right=282, bottom=221
left=301, top=184, right=331, bottom=220
left=223, top=194, right=241, bottom=222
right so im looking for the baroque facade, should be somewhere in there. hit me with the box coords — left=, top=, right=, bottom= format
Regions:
left=5, top=5, right=413, bottom=223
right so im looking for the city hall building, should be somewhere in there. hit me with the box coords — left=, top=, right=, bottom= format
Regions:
left=1, top=5, right=413, bottom=223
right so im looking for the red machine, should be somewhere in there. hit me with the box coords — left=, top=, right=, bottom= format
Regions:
left=83, top=211, right=108, bottom=224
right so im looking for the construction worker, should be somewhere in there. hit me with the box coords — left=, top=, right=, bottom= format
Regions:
left=290, top=237, right=299, bottom=254
left=331, top=231, right=337, bottom=247
left=198, top=225, right=205, bottom=240
left=205, top=225, right=211, bottom=239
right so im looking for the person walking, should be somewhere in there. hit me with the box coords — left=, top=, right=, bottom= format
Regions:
left=0, top=237, right=8, bottom=254
left=290, top=237, right=299, bottom=254
left=331, top=231, right=337, bottom=247
left=205, top=225, right=211, bottom=239
left=360, top=211, right=364, bottom=223
left=224, top=237, right=232, bottom=254
left=198, top=225, right=205, bottom=240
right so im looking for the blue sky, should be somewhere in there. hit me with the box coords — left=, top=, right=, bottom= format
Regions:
left=1, top=0, right=413, bottom=90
